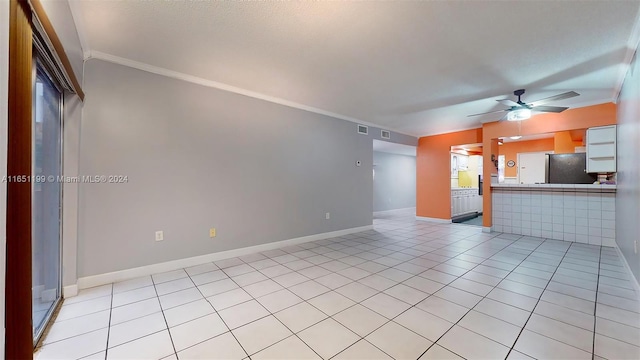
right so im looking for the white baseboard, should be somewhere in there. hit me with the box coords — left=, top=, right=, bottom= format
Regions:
left=75, top=225, right=373, bottom=293
left=373, top=207, right=416, bottom=216
left=615, top=246, right=640, bottom=299
left=63, top=284, right=78, bottom=298
left=415, top=216, right=452, bottom=224
left=482, top=226, right=492, bottom=233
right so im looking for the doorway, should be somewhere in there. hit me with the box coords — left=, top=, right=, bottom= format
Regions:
left=372, top=139, right=416, bottom=219
left=450, top=144, right=483, bottom=226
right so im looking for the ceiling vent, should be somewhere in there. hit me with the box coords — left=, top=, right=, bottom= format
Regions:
left=357, top=125, right=368, bottom=135
left=381, top=130, right=391, bottom=139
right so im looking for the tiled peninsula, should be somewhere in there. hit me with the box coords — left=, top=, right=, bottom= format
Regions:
left=491, top=184, right=616, bottom=246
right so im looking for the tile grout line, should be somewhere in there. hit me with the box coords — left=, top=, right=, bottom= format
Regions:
left=211, top=224, right=500, bottom=359
left=103, top=284, right=114, bottom=360
left=325, top=232, right=533, bottom=358
left=416, top=234, right=553, bottom=359
left=217, top=264, right=328, bottom=360
left=182, top=267, right=252, bottom=360
left=503, top=241, right=576, bottom=359
left=335, top=232, right=521, bottom=358
left=591, top=245, right=603, bottom=360
left=150, top=275, right=179, bottom=358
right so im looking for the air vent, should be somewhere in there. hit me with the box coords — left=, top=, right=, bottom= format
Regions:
left=381, top=130, right=391, bottom=139
left=357, top=125, right=368, bottom=135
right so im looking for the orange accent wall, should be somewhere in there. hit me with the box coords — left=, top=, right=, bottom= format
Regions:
left=481, top=103, right=617, bottom=227
left=554, top=131, right=583, bottom=154
left=501, top=138, right=554, bottom=178
left=416, top=128, right=482, bottom=219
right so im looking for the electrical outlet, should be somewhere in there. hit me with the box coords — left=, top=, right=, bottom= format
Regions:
left=155, top=231, right=164, bottom=241
left=209, top=228, right=216, bottom=238
left=326, top=212, right=330, bottom=220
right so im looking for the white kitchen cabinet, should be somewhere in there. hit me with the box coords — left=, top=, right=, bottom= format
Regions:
left=451, top=188, right=483, bottom=217
left=586, top=125, right=616, bottom=173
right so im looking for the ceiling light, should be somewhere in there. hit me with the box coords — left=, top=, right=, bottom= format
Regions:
left=507, top=108, right=531, bottom=121
left=510, top=135, right=522, bottom=140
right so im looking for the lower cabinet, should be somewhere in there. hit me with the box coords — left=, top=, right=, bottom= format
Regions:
left=451, top=189, right=483, bottom=217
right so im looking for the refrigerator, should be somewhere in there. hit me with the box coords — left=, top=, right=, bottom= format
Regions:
left=545, top=153, right=597, bottom=184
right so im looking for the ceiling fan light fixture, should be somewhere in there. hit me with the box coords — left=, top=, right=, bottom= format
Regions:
left=507, top=108, right=531, bottom=121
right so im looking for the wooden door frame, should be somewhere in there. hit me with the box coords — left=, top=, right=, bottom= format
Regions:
left=6, top=0, right=34, bottom=358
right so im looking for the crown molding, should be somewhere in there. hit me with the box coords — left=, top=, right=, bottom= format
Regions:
left=85, top=50, right=417, bottom=138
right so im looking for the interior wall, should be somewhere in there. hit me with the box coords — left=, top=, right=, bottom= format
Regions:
left=78, top=59, right=386, bottom=277
left=373, top=151, right=416, bottom=212
left=62, top=93, right=81, bottom=291
left=0, top=0, right=9, bottom=353
left=554, top=131, right=582, bottom=154
left=500, top=138, right=554, bottom=178
left=416, top=128, right=483, bottom=220
left=616, top=51, right=640, bottom=284
left=39, top=0, right=84, bottom=292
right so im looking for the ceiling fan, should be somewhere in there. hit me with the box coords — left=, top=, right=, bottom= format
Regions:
left=468, top=89, right=580, bottom=121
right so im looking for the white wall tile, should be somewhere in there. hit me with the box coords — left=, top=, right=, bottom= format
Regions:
left=576, top=234, right=589, bottom=244
left=491, top=189, right=615, bottom=246
left=602, top=211, right=615, bottom=220
left=602, top=220, right=615, bottom=229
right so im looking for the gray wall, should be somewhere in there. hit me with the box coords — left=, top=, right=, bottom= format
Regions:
left=369, top=127, right=417, bottom=147
left=78, top=59, right=388, bottom=277
left=373, top=151, right=416, bottom=212
left=40, top=0, right=84, bottom=290
left=616, top=50, right=640, bottom=285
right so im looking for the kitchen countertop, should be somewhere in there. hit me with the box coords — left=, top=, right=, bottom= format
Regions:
left=491, top=183, right=616, bottom=191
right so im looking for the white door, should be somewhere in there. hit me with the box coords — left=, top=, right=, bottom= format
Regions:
left=517, top=152, right=548, bottom=184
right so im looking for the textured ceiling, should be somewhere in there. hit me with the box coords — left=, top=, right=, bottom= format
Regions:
left=72, top=0, right=640, bottom=136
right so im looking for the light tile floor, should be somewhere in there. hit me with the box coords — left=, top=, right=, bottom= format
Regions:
left=36, top=211, right=640, bottom=359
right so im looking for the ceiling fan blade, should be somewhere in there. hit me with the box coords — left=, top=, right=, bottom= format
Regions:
left=532, top=105, right=569, bottom=113
left=496, top=99, right=520, bottom=107
left=467, top=109, right=509, bottom=117
left=529, top=91, right=579, bottom=107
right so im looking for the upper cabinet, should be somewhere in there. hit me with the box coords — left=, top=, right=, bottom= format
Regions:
left=586, top=125, right=616, bottom=173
